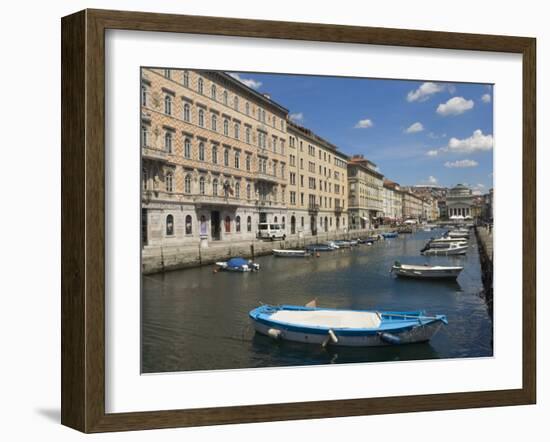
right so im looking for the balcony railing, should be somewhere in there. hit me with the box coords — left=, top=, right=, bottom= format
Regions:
left=334, top=204, right=344, bottom=213
left=142, top=146, right=168, bottom=162
left=308, top=203, right=320, bottom=213
left=255, top=199, right=286, bottom=209
left=142, top=190, right=255, bottom=207
left=256, top=171, right=282, bottom=183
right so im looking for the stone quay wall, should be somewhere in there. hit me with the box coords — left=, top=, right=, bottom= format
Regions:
left=142, top=227, right=392, bottom=274
left=475, top=225, right=494, bottom=319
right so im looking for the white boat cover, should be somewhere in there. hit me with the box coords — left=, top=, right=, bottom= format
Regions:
left=270, top=309, right=382, bottom=329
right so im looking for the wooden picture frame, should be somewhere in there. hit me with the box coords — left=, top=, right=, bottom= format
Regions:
left=61, top=8, right=536, bottom=433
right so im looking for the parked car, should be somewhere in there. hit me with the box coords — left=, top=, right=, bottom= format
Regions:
left=257, top=223, right=286, bottom=240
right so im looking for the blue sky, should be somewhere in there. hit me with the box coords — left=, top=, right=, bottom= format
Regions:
left=231, top=72, right=493, bottom=192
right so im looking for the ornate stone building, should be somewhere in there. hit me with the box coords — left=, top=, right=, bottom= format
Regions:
left=140, top=68, right=289, bottom=248
left=348, top=155, right=384, bottom=229
left=446, top=183, right=475, bottom=218
left=382, top=179, right=403, bottom=220
left=287, top=122, right=349, bottom=235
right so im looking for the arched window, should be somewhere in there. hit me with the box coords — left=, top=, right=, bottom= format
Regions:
left=224, top=216, right=231, bottom=233
left=245, top=102, right=250, bottom=115
left=212, top=178, right=218, bottom=196
left=272, top=115, right=277, bottom=127
left=198, top=78, right=204, bottom=94
left=141, top=125, right=149, bottom=147
left=235, top=216, right=241, bottom=232
left=183, top=70, right=189, bottom=87
left=247, top=216, right=252, bottom=232
left=164, top=95, right=172, bottom=115
left=234, top=152, right=240, bottom=169
left=234, top=123, right=240, bottom=139
left=166, top=214, right=174, bottom=236
left=234, top=96, right=239, bottom=110
left=184, top=138, right=191, bottom=158
left=212, top=145, right=218, bottom=164
left=198, top=109, right=204, bottom=127
left=282, top=216, right=285, bottom=227
left=291, top=216, right=296, bottom=234
left=142, top=168, right=148, bottom=190
left=185, top=215, right=192, bottom=235
left=223, top=90, right=228, bottom=105
left=183, top=103, right=190, bottom=122
left=184, top=174, right=191, bottom=193
left=274, top=216, right=278, bottom=223
left=164, top=131, right=172, bottom=153
left=235, top=182, right=240, bottom=198
left=257, top=107, right=261, bottom=120
left=246, top=183, right=251, bottom=200
left=165, top=172, right=173, bottom=192
left=211, top=114, right=217, bottom=131
left=141, top=85, right=147, bottom=106
left=224, top=149, right=229, bottom=166
left=245, top=126, right=251, bottom=144
left=199, top=142, right=205, bottom=161
left=301, top=217, right=304, bottom=228
left=200, top=215, right=207, bottom=235
left=246, top=155, right=251, bottom=171
left=223, top=119, right=229, bottom=136
left=211, top=84, right=216, bottom=99
left=199, top=177, right=205, bottom=195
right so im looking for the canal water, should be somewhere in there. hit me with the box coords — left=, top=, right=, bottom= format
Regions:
left=142, top=228, right=493, bottom=373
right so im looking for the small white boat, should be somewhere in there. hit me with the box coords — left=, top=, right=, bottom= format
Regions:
left=448, top=230, right=470, bottom=238
left=249, top=304, right=448, bottom=347
left=391, top=261, right=463, bottom=279
left=427, top=240, right=467, bottom=249
left=431, top=236, right=468, bottom=243
left=215, top=257, right=260, bottom=272
left=272, top=249, right=311, bottom=257
left=333, top=240, right=352, bottom=248
left=422, top=243, right=468, bottom=256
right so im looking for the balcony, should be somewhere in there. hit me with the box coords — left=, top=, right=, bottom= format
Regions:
left=193, top=194, right=245, bottom=207
left=334, top=204, right=344, bottom=214
left=255, top=199, right=286, bottom=209
left=142, top=146, right=168, bottom=162
left=308, top=203, right=320, bottom=213
left=256, top=171, right=282, bottom=184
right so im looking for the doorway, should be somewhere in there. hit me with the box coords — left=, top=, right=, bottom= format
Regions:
left=211, top=210, right=221, bottom=240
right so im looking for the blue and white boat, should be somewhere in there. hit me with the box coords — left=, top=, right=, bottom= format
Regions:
left=249, top=304, right=448, bottom=347
left=381, top=231, right=399, bottom=239
left=215, top=257, right=260, bottom=272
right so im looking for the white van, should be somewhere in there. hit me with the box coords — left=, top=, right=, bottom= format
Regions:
left=257, top=223, right=286, bottom=240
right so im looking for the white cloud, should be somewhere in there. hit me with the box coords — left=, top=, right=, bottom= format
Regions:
left=481, top=93, right=492, bottom=103
left=444, top=159, right=479, bottom=168
left=289, top=112, right=304, bottom=123
left=229, top=73, right=262, bottom=90
left=354, top=118, right=373, bottom=129
left=447, top=129, right=493, bottom=153
left=428, top=176, right=438, bottom=184
left=436, top=96, right=474, bottom=116
left=426, top=149, right=439, bottom=157
left=407, top=82, right=445, bottom=102
left=405, top=122, right=424, bottom=133
left=477, top=183, right=485, bottom=188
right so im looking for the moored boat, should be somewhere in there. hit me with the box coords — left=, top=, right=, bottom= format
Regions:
left=272, top=249, right=311, bottom=257
left=333, top=240, right=352, bottom=248
left=249, top=304, right=448, bottom=347
left=421, top=243, right=468, bottom=256
left=307, top=243, right=336, bottom=252
left=390, top=261, right=463, bottom=279
left=216, top=257, right=260, bottom=272
left=381, top=231, right=399, bottom=239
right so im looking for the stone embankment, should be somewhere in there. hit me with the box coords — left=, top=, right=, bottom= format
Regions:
left=475, top=225, right=493, bottom=319
left=143, top=227, right=394, bottom=274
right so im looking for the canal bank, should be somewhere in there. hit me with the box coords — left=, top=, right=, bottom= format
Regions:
left=142, top=227, right=395, bottom=274
left=475, top=225, right=494, bottom=319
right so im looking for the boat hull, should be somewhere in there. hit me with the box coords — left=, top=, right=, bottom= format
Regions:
left=422, top=246, right=467, bottom=256
left=392, top=267, right=462, bottom=279
left=272, top=249, right=311, bottom=257
left=249, top=305, right=447, bottom=347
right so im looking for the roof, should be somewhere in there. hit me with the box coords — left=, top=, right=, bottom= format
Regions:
left=288, top=121, right=349, bottom=159
left=216, top=72, right=289, bottom=115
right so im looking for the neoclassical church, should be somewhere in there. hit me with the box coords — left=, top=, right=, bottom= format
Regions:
left=446, top=184, right=475, bottom=218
